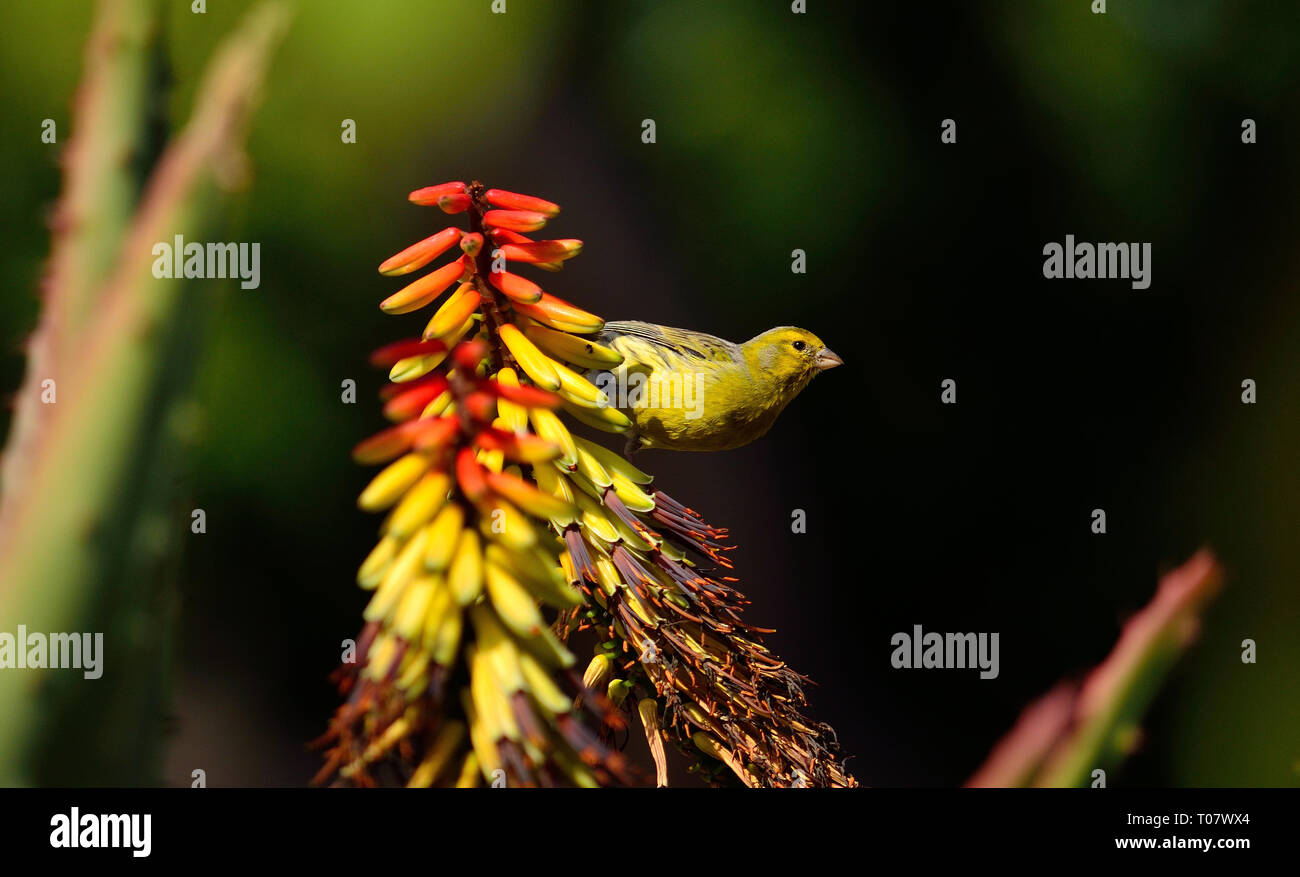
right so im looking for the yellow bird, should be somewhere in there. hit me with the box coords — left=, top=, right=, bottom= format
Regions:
left=590, top=322, right=842, bottom=453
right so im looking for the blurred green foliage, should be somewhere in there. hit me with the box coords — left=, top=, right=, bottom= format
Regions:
left=0, top=0, right=1295, bottom=786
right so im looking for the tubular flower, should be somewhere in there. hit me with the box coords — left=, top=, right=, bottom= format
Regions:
left=316, top=181, right=855, bottom=788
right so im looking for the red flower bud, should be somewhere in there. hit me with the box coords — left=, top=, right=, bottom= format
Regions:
left=461, top=391, right=497, bottom=423
left=368, top=338, right=447, bottom=367
left=437, top=193, right=472, bottom=214
left=488, top=270, right=543, bottom=304
left=378, top=227, right=462, bottom=276
left=499, top=239, right=583, bottom=264
left=475, top=427, right=563, bottom=464
left=481, top=378, right=561, bottom=409
left=379, top=257, right=469, bottom=314
left=408, top=181, right=466, bottom=205
left=410, top=416, right=459, bottom=454
left=351, top=421, right=419, bottom=464
left=482, top=209, right=549, bottom=232
left=455, top=447, right=489, bottom=503
left=484, top=188, right=560, bottom=217
left=452, top=339, right=489, bottom=371
left=488, top=228, right=533, bottom=245
left=381, top=375, right=450, bottom=421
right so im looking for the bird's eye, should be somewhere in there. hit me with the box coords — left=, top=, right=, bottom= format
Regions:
left=791, top=340, right=807, bottom=351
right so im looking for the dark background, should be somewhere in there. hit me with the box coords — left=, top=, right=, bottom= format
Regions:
left=0, top=1, right=1296, bottom=786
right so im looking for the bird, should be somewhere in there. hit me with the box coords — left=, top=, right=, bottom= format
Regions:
left=589, top=321, right=843, bottom=454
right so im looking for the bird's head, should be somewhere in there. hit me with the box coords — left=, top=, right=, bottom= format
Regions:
left=744, top=327, right=843, bottom=390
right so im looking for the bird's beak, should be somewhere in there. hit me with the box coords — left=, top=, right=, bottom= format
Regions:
left=814, top=347, right=843, bottom=371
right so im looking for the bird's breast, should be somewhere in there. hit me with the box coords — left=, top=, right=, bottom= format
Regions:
left=607, top=363, right=790, bottom=451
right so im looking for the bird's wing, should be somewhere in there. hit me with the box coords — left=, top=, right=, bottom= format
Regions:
left=598, top=321, right=741, bottom=370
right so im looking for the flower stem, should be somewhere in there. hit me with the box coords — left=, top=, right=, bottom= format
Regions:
left=465, top=180, right=516, bottom=373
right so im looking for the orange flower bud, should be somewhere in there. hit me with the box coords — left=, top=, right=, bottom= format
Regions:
left=368, top=338, right=447, bottom=367
left=455, top=447, right=489, bottom=503
left=381, top=375, right=450, bottom=421
left=511, top=293, right=604, bottom=334
left=482, top=379, right=561, bottom=409
left=379, top=257, right=469, bottom=314
left=482, top=209, right=548, bottom=232
left=485, top=470, right=575, bottom=518
left=379, top=371, right=445, bottom=400
left=452, top=339, right=489, bottom=372
left=488, top=270, right=543, bottom=304
left=475, top=428, right=562, bottom=464
left=437, top=193, right=472, bottom=214
left=461, top=391, right=496, bottom=423
left=423, top=282, right=480, bottom=340
left=352, top=421, right=419, bottom=464
left=408, top=181, right=466, bottom=205
left=498, top=239, right=582, bottom=264
left=378, top=227, right=462, bottom=276
left=410, top=416, right=459, bottom=454
left=484, top=188, right=560, bottom=217
left=459, top=232, right=484, bottom=257
left=488, top=228, right=533, bottom=245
